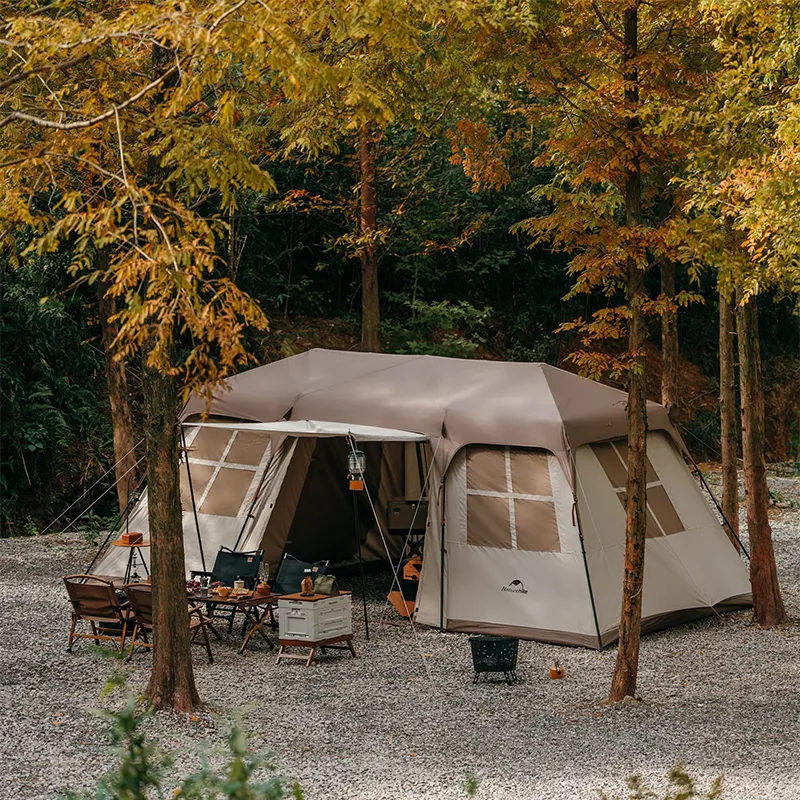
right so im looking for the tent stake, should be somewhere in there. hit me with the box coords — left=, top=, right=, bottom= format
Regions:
left=181, top=426, right=206, bottom=573
left=352, top=490, right=370, bottom=640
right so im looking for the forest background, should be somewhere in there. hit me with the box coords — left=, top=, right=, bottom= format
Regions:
left=1, top=0, right=799, bottom=539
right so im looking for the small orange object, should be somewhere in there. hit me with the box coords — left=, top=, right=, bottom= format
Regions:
left=120, top=531, right=143, bottom=545
left=349, top=479, right=364, bottom=491
left=550, top=660, right=565, bottom=679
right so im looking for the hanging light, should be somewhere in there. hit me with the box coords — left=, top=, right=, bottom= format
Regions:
left=348, top=449, right=366, bottom=491
left=348, top=449, right=366, bottom=477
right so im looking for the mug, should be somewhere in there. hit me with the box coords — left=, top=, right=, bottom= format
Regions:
left=234, top=579, right=245, bottom=591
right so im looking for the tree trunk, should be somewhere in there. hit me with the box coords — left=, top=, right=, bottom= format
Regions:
left=359, top=124, right=380, bottom=353
left=97, top=253, right=140, bottom=513
left=719, top=290, right=740, bottom=547
left=737, top=293, right=786, bottom=627
left=142, top=343, right=200, bottom=711
left=143, top=40, right=200, bottom=712
left=609, top=0, right=647, bottom=703
left=660, top=259, right=678, bottom=417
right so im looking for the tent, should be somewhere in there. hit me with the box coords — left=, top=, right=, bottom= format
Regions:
left=94, top=349, right=751, bottom=648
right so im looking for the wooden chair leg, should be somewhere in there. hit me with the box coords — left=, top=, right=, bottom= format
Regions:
left=201, top=623, right=213, bottom=664
left=67, top=615, right=77, bottom=652
left=127, top=624, right=139, bottom=662
left=305, top=648, right=316, bottom=668
left=119, top=620, right=128, bottom=653
left=346, top=639, right=357, bottom=658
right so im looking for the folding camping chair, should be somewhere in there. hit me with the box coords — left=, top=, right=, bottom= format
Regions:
left=268, top=554, right=330, bottom=630
left=124, top=583, right=215, bottom=663
left=271, top=554, right=329, bottom=595
left=64, top=575, right=131, bottom=653
left=191, top=546, right=263, bottom=634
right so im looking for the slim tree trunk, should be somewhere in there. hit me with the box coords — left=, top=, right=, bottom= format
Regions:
left=737, top=293, right=786, bottom=627
left=143, top=40, right=200, bottom=712
left=660, top=259, right=678, bottom=417
left=609, top=0, right=647, bottom=703
left=142, top=342, right=200, bottom=712
left=97, top=254, right=140, bottom=512
left=359, top=124, right=380, bottom=353
left=719, top=290, right=740, bottom=547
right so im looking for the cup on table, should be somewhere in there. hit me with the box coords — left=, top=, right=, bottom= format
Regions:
left=199, top=576, right=210, bottom=593
left=234, top=579, right=245, bottom=591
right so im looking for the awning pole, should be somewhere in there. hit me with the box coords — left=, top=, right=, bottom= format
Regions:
left=352, top=490, right=370, bottom=640
left=439, top=478, right=446, bottom=631
left=181, top=426, right=206, bottom=572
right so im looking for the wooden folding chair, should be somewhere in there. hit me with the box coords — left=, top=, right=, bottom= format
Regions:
left=63, top=575, right=130, bottom=653
left=124, top=583, right=214, bottom=663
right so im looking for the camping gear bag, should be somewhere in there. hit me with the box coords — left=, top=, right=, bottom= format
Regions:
left=313, top=574, right=339, bottom=596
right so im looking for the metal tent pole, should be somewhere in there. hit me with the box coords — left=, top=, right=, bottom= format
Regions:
left=232, top=448, right=273, bottom=551
left=352, top=490, right=370, bottom=640
left=573, top=497, right=604, bottom=650
left=181, top=426, right=206, bottom=572
left=439, top=479, right=446, bottom=631
left=687, top=455, right=750, bottom=560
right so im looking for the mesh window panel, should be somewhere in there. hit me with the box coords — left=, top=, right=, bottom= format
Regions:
left=466, top=447, right=508, bottom=493
left=592, top=442, right=628, bottom=488
left=617, top=492, right=663, bottom=538
left=225, top=432, right=270, bottom=466
left=180, top=464, right=215, bottom=513
left=199, top=467, right=253, bottom=517
left=190, top=428, right=233, bottom=462
left=514, top=499, right=560, bottom=551
left=466, top=495, right=512, bottom=548
left=648, top=485, right=684, bottom=534
left=510, top=449, right=552, bottom=496
left=613, top=441, right=658, bottom=484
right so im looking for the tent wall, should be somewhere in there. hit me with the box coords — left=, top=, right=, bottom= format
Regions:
left=94, top=423, right=273, bottom=578
left=575, top=431, right=751, bottom=645
left=414, top=444, right=598, bottom=645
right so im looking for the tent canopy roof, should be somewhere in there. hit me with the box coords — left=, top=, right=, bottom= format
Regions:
left=183, top=349, right=682, bottom=475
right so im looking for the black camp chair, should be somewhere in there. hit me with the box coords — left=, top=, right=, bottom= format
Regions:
left=271, top=554, right=329, bottom=595
left=269, top=554, right=330, bottom=630
left=191, top=547, right=263, bottom=634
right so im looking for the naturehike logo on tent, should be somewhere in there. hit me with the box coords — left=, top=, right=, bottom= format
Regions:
left=502, top=579, right=528, bottom=594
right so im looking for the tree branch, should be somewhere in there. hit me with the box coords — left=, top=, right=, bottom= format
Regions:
left=0, top=63, right=180, bottom=130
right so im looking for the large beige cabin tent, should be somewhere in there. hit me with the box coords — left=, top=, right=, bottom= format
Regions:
left=95, top=349, right=751, bottom=648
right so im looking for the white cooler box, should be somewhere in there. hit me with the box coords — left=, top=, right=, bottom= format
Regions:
left=277, top=593, right=352, bottom=642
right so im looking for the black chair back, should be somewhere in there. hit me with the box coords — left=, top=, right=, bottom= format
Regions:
left=211, top=547, right=263, bottom=587
left=271, top=554, right=328, bottom=595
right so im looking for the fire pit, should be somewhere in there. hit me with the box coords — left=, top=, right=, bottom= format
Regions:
left=469, top=635, right=520, bottom=685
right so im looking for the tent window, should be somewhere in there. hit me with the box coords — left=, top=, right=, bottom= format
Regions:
left=593, top=439, right=684, bottom=536
left=226, top=432, right=271, bottom=466
left=466, top=445, right=560, bottom=552
left=466, top=495, right=513, bottom=548
left=199, top=467, right=253, bottom=516
left=181, top=428, right=271, bottom=518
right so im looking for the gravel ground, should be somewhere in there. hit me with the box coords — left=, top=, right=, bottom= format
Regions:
left=1, top=467, right=798, bottom=800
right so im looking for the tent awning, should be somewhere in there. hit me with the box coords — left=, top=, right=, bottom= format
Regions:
left=182, top=419, right=427, bottom=442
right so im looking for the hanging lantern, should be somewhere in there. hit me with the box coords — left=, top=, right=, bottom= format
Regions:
left=348, top=449, right=366, bottom=491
